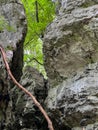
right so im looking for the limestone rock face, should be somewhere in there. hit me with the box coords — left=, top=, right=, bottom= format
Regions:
left=10, top=66, right=48, bottom=130
left=0, top=0, right=27, bottom=129
left=46, top=63, right=98, bottom=129
left=43, top=0, right=98, bottom=129
left=43, top=0, right=98, bottom=86
left=53, top=0, right=98, bottom=14
left=0, top=0, right=27, bottom=81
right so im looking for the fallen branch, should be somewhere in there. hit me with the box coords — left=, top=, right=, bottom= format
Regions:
left=0, top=46, right=54, bottom=130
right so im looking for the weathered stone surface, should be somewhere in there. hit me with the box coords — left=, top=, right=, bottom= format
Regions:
left=46, top=63, right=98, bottom=129
left=53, top=0, right=98, bottom=14
left=72, top=122, right=98, bottom=130
left=0, top=0, right=26, bottom=48
left=1, top=0, right=98, bottom=129
left=9, top=66, right=48, bottom=130
left=43, top=0, right=98, bottom=129
left=0, top=0, right=27, bottom=81
left=0, top=0, right=27, bottom=129
left=43, top=1, right=98, bottom=86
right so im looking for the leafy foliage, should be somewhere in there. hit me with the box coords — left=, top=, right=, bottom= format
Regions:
left=21, top=0, right=55, bottom=76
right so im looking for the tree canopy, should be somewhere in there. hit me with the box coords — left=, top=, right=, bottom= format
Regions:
left=21, top=0, right=55, bottom=76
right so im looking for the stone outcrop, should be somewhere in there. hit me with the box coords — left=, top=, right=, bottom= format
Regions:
left=1, top=0, right=98, bottom=130
left=9, top=66, right=48, bottom=130
left=46, top=63, right=98, bottom=129
left=44, top=0, right=98, bottom=86
left=43, top=0, right=98, bottom=129
left=0, top=0, right=27, bottom=81
left=0, top=0, right=27, bottom=129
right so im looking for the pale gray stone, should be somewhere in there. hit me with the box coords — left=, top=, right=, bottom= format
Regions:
left=43, top=0, right=98, bottom=129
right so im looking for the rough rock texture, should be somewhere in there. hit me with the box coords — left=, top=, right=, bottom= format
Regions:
left=43, top=0, right=98, bottom=129
left=44, top=0, right=98, bottom=86
left=46, top=63, right=98, bottom=129
left=1, top=0, right=98, bottom=130
left=0, top=0, right=27, bottom=81
left=9, top=66, right=48, bottom=130
left=0, top=0, right=27, bottom=129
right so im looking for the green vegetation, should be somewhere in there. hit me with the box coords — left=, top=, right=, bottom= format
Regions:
left=0, top=15, right=15, bottom=32
left=21, top=0, right=55, bottom=76
left=0, top=15, right=6, bottom=31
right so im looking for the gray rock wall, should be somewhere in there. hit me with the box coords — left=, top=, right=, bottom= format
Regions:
left=43, top=0, right=98, bottom=129
left=0, top=0, right=27, bottom=129
left=10, top=66, right=48, bottom=130
left=46, top=63, right=98, bottom=129
left=1, top=0, right=98, bottom=129
left=0, top=0, right=27, bottom=81
left=44, top=0, right=98, bottom=86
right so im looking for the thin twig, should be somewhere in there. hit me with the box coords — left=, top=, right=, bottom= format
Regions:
left=26, top=57, right=43, bottom=66
left=0, top=46, right=54, bottom=130
left=35, top=0, right=39, bottom=23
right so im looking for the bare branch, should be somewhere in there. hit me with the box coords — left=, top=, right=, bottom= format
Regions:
left=26, top=57, right=43, bottom=66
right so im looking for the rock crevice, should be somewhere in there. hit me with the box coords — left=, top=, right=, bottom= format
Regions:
left=1, top=0, right=98, bottom=130
left=0, top=0, right=27, bottom=129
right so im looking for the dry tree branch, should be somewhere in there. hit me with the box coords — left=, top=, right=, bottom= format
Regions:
left=0, top=46, right=54, bottom=130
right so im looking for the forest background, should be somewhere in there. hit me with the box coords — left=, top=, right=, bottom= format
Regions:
left=21, top=0, right=56, bottom=76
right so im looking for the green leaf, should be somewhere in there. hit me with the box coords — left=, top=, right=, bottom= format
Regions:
left=21, top=0, right=55, bottom=77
